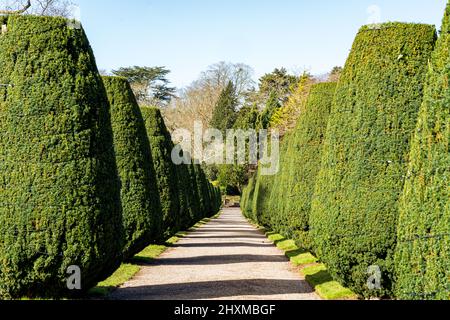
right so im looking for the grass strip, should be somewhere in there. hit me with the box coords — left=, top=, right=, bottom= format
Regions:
left=302, top=264, right=357, bottom=300
left=263, top=229, right=356, bottom=300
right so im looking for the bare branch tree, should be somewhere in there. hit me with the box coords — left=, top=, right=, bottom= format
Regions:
left=0, top=0, right=30, bottom=14
left=163, top=62, right=255, bottom=133
left=0, top=0, right=75, bottom=17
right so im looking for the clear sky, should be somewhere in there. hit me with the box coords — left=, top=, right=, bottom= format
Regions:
left=76, top=0, right=447, bottom=88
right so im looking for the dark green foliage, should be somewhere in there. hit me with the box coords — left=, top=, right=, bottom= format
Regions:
left=241, top=175, right=256, bottom=219
left=249, top=158, right=277, bottom=228
left=233, top=105, right=259, bottom=130
left=258, top=68, right=299, bottom=103
left=215, top=105, right=258, bottom=194
left=245, top=82, right=334, bottom=242
left=309, top=23, right=437, bottom=297
left=192, top=164, right=220, bottom=218
left=207, top=183, right=215, bottom=216
left=0, top=16, right=124, bottom=298
left=263, top=132, right=293, bottom=232
left=257, top=91, right=280, bottom=130
left=175, top=161, right=196, bottom=230
left=111, top=66, right=176, bottom=107
left=102, top=76, right=163, bottom=259
left=212, top=186, right=222, bottom=213
left=210, top=81, right=238, bottom=133
left=199, top=167, right=213, bottom=217
left=284, top=82, right=336, bottom=249
left=187, top=163, right=202, bottom=221
left=141, top=106, right=180, bottom=236
left=394, top=5, right=450, bottom=300
left=193, top=164, right=207, bottom=217
left=217, top=164, right=248, bottom=194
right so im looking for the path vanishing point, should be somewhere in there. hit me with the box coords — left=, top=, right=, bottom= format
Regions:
left=108, top=207, right=320, bottom=300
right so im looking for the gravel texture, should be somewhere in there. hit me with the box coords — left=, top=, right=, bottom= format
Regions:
left=108, top=208, right=320, bottom=300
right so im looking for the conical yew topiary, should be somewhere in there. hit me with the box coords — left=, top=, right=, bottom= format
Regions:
left=309, top=23, right=437, bottom=297
left=0, top=15, right=124, bottom=298
left=284, top=82, right=336, bottom=249
left=394, top=4, right=450, bottom=300
left=193, top=164, right=207, bottom=218
left=187, top=162, right=202, bottom=221
left=241, top=175, right=256, bottom=219
left=103, top=76, right=163, bottom=259
left=141, top=106, right=180, bottom=236
left=175, top=160, right=196, bottom=230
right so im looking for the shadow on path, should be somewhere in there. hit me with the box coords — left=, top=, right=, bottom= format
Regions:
left=107, top=208, right=320, bottom=300
left=108, top=279, right=314, bottom=300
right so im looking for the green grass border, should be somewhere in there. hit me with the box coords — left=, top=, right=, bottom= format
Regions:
left=88, top=211, right=222, bottom=298
left=250, top=221, right=357, bottom=300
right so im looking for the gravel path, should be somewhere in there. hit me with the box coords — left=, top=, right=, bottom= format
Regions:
left=108, top=207, right=320, bottom=300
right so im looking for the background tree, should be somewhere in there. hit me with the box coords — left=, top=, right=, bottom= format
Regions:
left=216, top=105, right=259, bottom=194
left=210, top=81, right=238, bottom=133
left=270, top=73, right=317, bottom=135
left=328, top=66, right=343, bottom=82
left=257, top=91, right=280, bottom=130
left=233, top=105, right=259, bottom=130
left=163, top=62, right=254, bottom=132
left=198, top=61, right=255, bottom=100
left=258, top=68, right=299, bottom=104
left=205, top=81, right=239, bottom=184
left=112, top=66, right=176, bottom=107
left=0, top=0, right=75, bottom=16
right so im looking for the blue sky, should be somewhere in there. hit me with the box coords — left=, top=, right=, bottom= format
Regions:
left=76, top=0, right=447, bottom=88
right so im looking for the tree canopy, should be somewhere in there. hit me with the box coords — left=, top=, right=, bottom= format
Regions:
left=112, top=66, right=176, bottom=107
left=210, top=81, right=238, bottom=133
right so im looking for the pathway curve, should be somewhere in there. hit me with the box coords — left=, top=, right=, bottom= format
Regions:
left=108, top=207, right=320, bottom=300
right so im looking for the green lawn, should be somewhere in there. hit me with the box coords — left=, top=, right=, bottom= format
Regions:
left=265, top=230, right=356, bottom=300
left=301, top=264, right=357, bottom=300
left=89, top=263, right=141, bottom=297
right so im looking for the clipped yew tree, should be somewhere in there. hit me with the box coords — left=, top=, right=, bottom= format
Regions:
left=284, top=82, right=336, bottom=249
left=103, top=76, right=163, bottom=259
left=193, top=164, right=207, bottom=217
left=251, top=164, right=275, bottom=227
left=141, top=106, right=180, bottom=236
left=241, top=175, right=256, bottom=219
left=187, top=163, right=202, bottom=221
left=395, top=5, right=450, bottom=300
left=210, top=184, right=221, bottom=215
left=264, top=132, right=293, bottom=233
left=199, top=166, right=213, bottom=217
left=310, top=23, right=437, bottom=297
left=175, top=162, right=195, bottom=230
left=0, top=16, right=123, bottom=298
left=213, top=186, right=222, bottom=213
